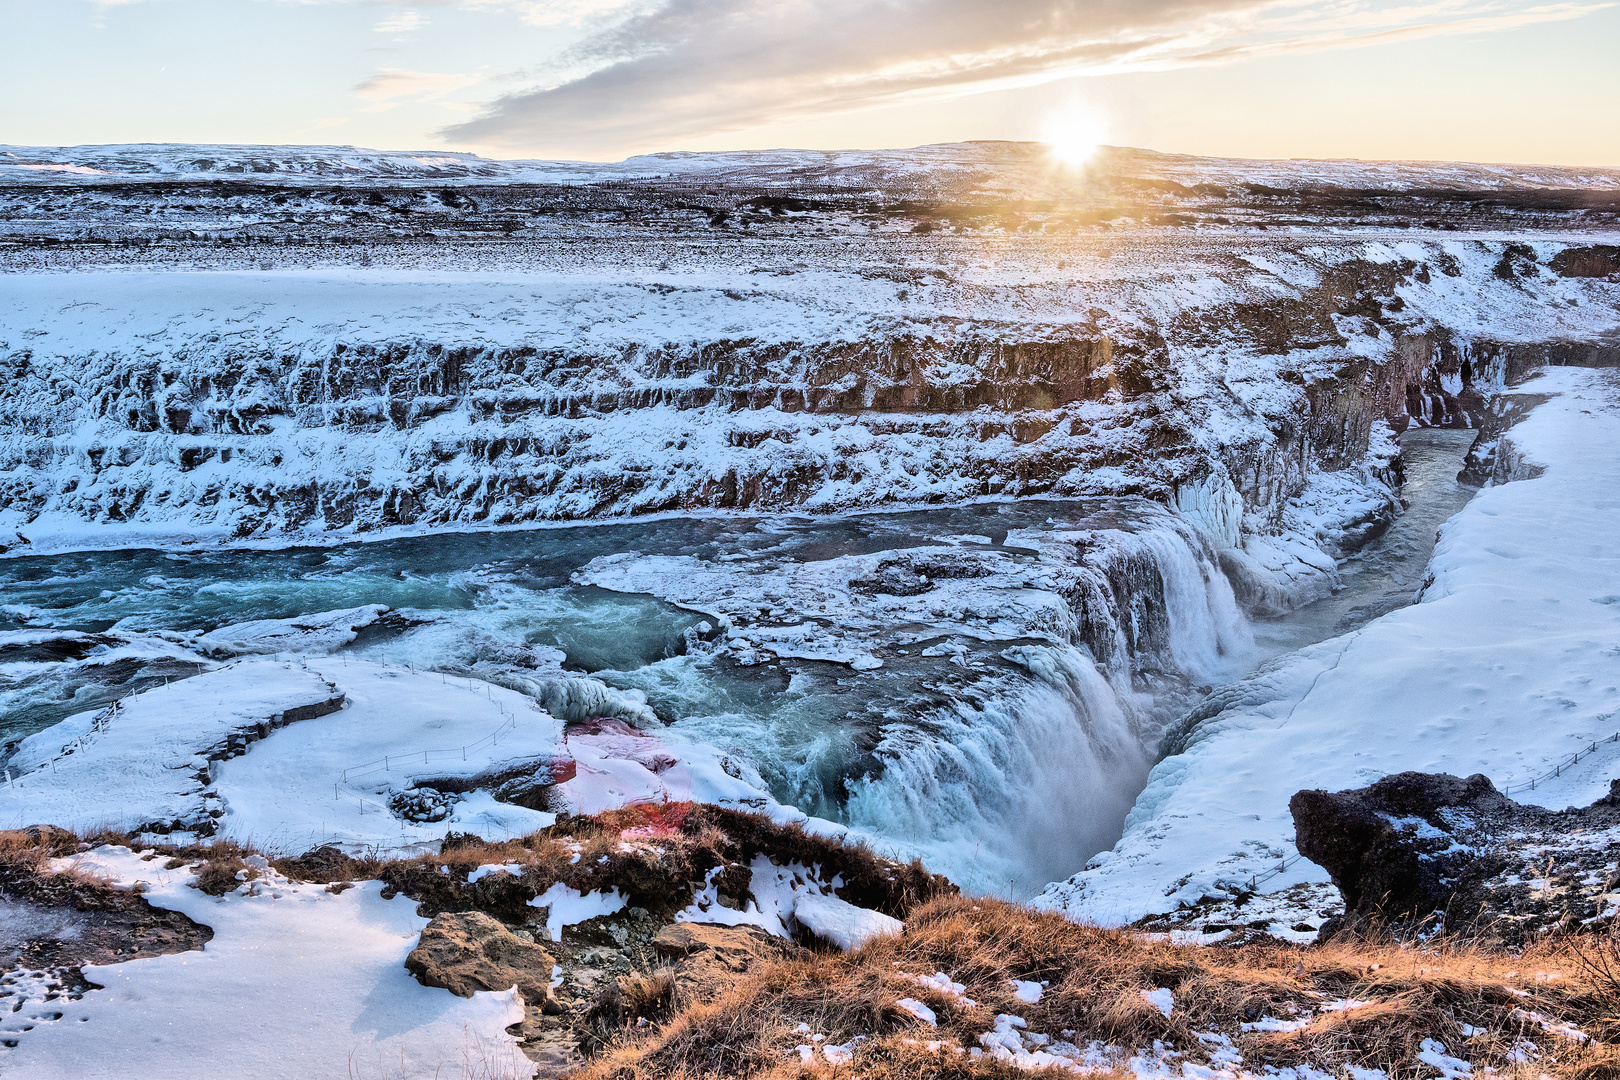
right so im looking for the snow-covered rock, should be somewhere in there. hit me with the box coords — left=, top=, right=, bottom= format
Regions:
left=0, top=658, right=563, bottom=849
left=196, top=604, right=390, bottom=656
left=792, top=892, right=903, bottom=951
left=7, top=232, right=1607, bottom=623
left=0, top=661, right=342, bottom=836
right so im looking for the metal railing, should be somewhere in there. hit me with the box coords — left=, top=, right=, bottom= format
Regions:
left=336, top=672, right=547, bottom=782
left=1501, top=730, right=1620, bottom=796
left=1244, top=850, right=1310, bottom=893
left=338, top=711, right=527, bottom=783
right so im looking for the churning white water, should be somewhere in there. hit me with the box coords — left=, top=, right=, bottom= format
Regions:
left=843, top=643, right=1148, bottom=897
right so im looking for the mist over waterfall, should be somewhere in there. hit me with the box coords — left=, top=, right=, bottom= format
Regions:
left=0, top=496, right=1264, bottom=899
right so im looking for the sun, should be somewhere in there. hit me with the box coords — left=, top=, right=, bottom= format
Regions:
left=1043, top=107, right=1108, bottom=168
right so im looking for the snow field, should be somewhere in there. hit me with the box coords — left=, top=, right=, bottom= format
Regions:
left=2, top=846, right=534, bottom=1080
left=0, top=662, right=338, bottom=836
left=213, top=657, right=563, bottom=851
left=3, top=140, right=1617, bottom=196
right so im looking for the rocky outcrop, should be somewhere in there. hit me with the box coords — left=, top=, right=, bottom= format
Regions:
left=0, top=323, right=1368, bottom=538
left=651, top=921, right=796, bottom=997
left=1549, top=245, right=1620, bottom=279
left=406, top=910, right=566, bottom=1013
left=1456, top=389, right=1553, bottom=486
left=377, top=803, right=949, bottom=1069
left=1292, top=772, right=1509, bottom=918
left=1291, top=771, right=1620, bottom=945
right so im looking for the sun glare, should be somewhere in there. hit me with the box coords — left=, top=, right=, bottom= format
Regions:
left=1043, top=107, right=1108, bottom=168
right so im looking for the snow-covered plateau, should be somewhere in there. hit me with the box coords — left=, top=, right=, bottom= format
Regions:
left=1, top=141, right=1619, bottom=1077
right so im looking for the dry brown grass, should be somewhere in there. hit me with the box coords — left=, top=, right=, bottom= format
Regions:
left=191, top=856, right=250, bottom=895
left=573, top=896, right=1620, bottom=1080
left=0, top=828, right=63, bottom=871
left=581, top=969, right=683, bottom=1056
left=270, top=802, right=955, bottom=925
left=13, top=818, right=1618, bottom=1077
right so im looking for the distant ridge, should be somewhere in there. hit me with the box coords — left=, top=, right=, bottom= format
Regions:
left=4, top=141, right=1619, bottom=195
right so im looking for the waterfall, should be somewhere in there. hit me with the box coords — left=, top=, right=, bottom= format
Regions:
left=843, top=643, right=1148, bottom=898
left=840, top=518, right=1252, bottom=898
left=1141, top=522, right=1253, bottom=684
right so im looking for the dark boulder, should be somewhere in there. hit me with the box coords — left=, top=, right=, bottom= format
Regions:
left=1292, top=771, right=1620, bottom=944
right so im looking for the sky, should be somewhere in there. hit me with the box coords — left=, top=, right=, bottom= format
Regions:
left=2, top=0, right=1617, bottom=167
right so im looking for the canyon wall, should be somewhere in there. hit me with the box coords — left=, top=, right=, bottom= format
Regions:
left=2, top=236, right=1617, bottom=613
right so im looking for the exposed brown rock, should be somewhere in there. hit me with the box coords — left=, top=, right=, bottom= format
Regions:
left=10, top=824, right=79, bottom=856
left=1549, top=244, right=1620, bottom=279
left=406, top=910, right=565, bottom=1014
left=652, top=920, right=784, bottom=966
left=651, top=920, right=799, bottom=998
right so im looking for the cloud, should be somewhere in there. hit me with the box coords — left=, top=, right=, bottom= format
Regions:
left=1179, top=2, right=1609, bottom=65
left=439, top=0, right=1613, bottom=154
left=284, top=0, right=645, bottom=28
left=464, top=0, right=648, bottom=27
left=353, top=68, right=484, bottom=111
left=373, top=9, right=429, bottom=33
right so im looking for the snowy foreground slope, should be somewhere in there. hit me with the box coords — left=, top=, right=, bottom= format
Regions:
left=1039, top=367, right=1620, bottom=924
left=5, top=847, right=533, bottom=1080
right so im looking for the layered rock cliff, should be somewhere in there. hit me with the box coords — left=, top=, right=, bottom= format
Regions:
left=2, top=148, right=1619, bottom=618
